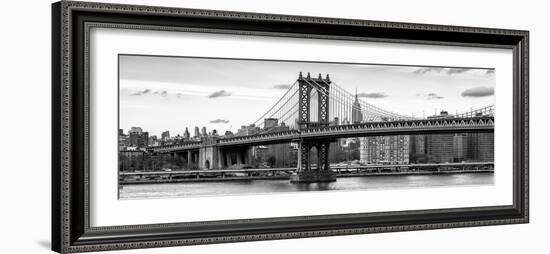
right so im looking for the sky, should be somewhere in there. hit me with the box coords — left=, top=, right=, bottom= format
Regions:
left=119, top=55, right=495, bottom=137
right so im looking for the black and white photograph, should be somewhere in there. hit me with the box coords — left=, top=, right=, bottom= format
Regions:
left=117, top=55, right=496, bottom=199
left=34, top=0, right=538, bottom=253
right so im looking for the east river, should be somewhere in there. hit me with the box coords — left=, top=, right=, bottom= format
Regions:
left=119, top=173, right=494, bottom=199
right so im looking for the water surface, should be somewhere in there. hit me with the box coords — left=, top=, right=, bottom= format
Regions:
left=119, top=173, right=494, bottom=200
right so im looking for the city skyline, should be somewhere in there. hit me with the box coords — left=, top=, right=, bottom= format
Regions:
left=119, top=55, right=495, bottom=137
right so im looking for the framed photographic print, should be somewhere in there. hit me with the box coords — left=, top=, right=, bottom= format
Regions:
left=51, top=1, right=529, bottom=253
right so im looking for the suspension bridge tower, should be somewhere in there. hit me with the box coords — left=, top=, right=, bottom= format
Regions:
left=291, top=72, right=336, bottom=183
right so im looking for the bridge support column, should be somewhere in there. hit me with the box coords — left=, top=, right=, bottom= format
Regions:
left=214, top=147, right=223, bottom=170
left=186, top=150, right=199, bottom=170
left=244, top=147, right=254, bottom=165
left=224, top=151, right=232, bottom=168
left=198, top=146, right=222, bottom=170
left=187, top=151, right=192, bottom=169
left=291, top=141, right=335, bottom=183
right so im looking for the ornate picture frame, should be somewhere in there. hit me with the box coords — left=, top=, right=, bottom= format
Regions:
left=52, top=1, right=529, bottom=253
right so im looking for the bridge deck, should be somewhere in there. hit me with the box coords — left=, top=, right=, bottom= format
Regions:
left=150, top=117, right=494, bottom=152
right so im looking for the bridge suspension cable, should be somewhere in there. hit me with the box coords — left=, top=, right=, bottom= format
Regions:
left=251, top=81, right=299, bottom=128
left=452, top=105, right=495, bottom=118
left=250, top=74, right=495, bottom=133
left=308, top=78, right=417, bottom=122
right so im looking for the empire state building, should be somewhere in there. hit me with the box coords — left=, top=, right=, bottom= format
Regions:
left=352, top=89, right=363, bottom=124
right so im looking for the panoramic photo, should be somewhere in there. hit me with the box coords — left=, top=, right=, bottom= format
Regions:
left=117, top=55, right=496, bottom=199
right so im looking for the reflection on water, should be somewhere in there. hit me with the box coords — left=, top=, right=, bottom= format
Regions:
left=119, top=173, right=494, bottom=200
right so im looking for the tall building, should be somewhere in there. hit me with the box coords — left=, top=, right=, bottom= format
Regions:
left=352, top=89, right=363, bottom=124
left=183, top=128, right=190, bottom=139
left=129, top=127, right=143, bottom=135
left=201, top=126, right=207, bottom=136
left=409, top=135, right=427, bottom=155
left=453, top=134, right=469, bottom=162
left=408, top=135, right=428, bottom=163
left=347, top=90, right=364, bottom=162
left=128, top=128, right=149, bottom=148
left=161, top=130, right=170, bottom=140
left=194, top=126, right=200, bottom=138
left=236, top=124, right=260, bottom=136
left=118, top=129, right=130, bottom=150
left=468, top=133, right=494, bottom=162
left=360, top=135, right=409, bottom=164
left=426, top=134, right=454, bottom=163
left=264, top=118, right=279, bottom=130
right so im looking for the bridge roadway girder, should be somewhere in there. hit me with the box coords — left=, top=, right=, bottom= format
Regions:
left=216, top=126, right=494, bottom=148
left=152, top=117, right=494, bottom=152
left=154, top=124, right=494, bottom=152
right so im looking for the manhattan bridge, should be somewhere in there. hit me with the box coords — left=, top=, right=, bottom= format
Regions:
left=148, top=72, right=495, bottom=183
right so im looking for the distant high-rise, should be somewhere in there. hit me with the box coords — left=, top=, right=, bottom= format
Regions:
left=360, top=135, right=409, bottom=164
left=264, top=118, right=279, bottom=130
left=453, top=134, right=469, bottom=162
left=183, top=128, right=190, bottom=139
left=351, top=89, right=363, bottom=124
left=409, top=135, right=427, bottom=155
left=129, top=127, right=143, bottom=135
left=201, top=126, right=207, bottom=136
left=426, top=134, right=454, bottom=163
left=468, top=133, right=494, bottom=162
left=194, top=127, right=200, bottom=137
left=236, top=124, right=260, bottom=136
left=409, top=135, right=428, bottom=163
left=161, top=130, right=170, bottom=140
left=129, top=128, right=148, bottom=148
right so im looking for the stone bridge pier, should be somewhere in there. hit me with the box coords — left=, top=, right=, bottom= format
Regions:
left=194, top=137, right=253, bottom=170
left=196, top=145, right=253, bottom=170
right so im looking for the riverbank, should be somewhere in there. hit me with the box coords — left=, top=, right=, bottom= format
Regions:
left=120, top=169, right=494, bottom=185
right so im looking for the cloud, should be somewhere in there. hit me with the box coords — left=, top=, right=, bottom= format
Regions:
left=208, top=90, right=232, bottom=98
left=131, top=89, right=151, bottom=96
left=413, top=67, right=472, bottom=75
left=273, top=84, right=291, bottom=89
left=357, top=92, right=388, bottom=99
left=209, top=119, right=230, bottom=124
left=461, top=86, right=495, bottom=97
left=446, top=68, right=470, bottom=75
left=417, top=93, right=445, bottom=100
